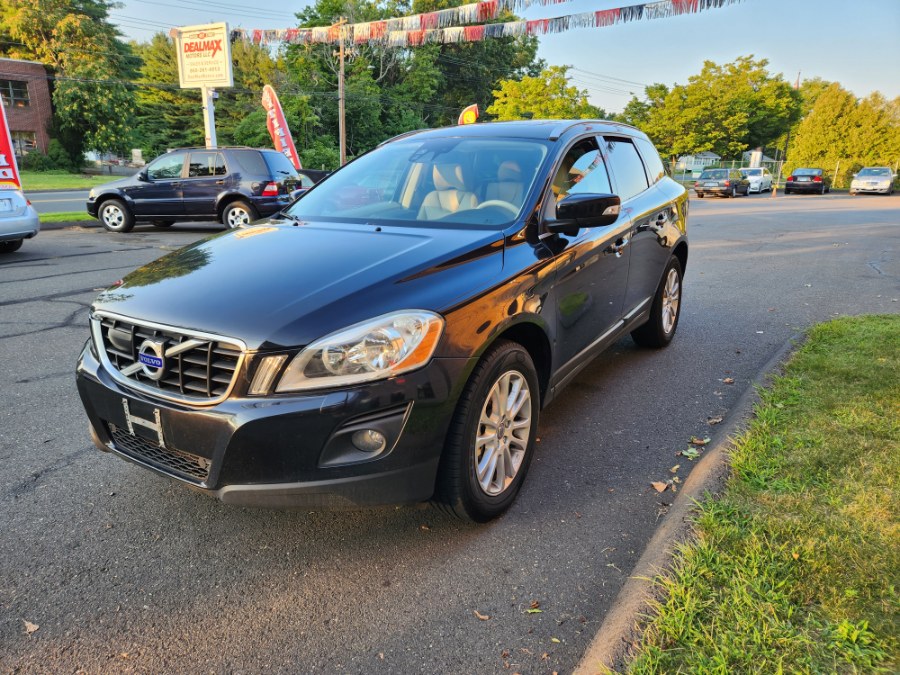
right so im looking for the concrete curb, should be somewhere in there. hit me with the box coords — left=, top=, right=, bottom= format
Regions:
left=39, top=220, right=97, bottom=231
left=573, top=335, right=802, bottom=675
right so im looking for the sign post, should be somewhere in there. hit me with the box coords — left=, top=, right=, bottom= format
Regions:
left=172, top=22, right=233, bottom=149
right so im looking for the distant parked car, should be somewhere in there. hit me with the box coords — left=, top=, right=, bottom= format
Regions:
left=86, top=147, right=304, bottom=232
left=785, top=168, right=831, bottom=194
left=849, top=167, right=895, bottom=195
left=0, top=188, right=40, bottom=254
left=739, top=167, right=773, bottom=193
left=693, top=168, right=749, bottom=198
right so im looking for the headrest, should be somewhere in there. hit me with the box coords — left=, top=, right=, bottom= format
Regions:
left=497, top=161, right=522, bottom=182
left=433, top=164, right=467, bottom=191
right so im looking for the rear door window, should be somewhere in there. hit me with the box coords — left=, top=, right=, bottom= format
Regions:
left=186, top=152, right=226, bottom=177
left=634, top=137, right=666, bottom=184
left=603, top=137, right=649, bottom=201
left=262, top=152, right=300, bottom=181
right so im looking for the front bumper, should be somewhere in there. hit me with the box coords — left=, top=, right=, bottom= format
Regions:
left=850, top=183, right=892, bottom=194
left=76, top=343, right=473, bottom=508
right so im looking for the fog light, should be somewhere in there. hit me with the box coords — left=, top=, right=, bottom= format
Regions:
left=352, top=429, right=387, bottom=454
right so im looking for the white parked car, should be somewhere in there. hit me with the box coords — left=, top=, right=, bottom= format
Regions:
left=850, top=167, right=895, bottom=195
left=739, top=167, right=773, bottom=193
left=0, top=188, right=40, bottom=254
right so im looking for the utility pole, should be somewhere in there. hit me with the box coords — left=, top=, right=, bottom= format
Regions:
left=200, top=85, right=217, bottom=149
left=333, top=17, right=348, bottom=166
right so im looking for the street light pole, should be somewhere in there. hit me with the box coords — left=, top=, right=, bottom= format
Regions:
left=334, top=17, right=348, bottom=166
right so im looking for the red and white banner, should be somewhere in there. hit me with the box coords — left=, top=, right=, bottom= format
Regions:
left=231, top=0, right=743, bottom=47
left=0, top=101, right=22, bottom=190
left=261, top=85, right=302, bottom=170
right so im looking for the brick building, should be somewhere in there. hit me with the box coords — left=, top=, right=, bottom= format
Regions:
left=0, top=58, right=53, bottom=159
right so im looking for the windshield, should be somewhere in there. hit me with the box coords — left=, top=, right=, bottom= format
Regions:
left=793, top=168, right=822, bottom=176
left=286, top=137, right=550, bottom=229
left=858, top=167, right=891, bottom=176
left=698, top=169, right=727, bottom=179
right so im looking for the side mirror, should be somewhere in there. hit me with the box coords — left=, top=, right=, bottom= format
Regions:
left=137, top=169, right=149, bottom=182
left=546, top=193, right=621, bottom=234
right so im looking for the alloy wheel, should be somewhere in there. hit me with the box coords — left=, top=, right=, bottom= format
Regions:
left=662, top=267, right=681, bottom=335
left=474, top=370, right=532, bottom=496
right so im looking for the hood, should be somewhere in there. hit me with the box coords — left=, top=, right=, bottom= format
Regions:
left=94, top=174, right=141, bottom=191
left=92, top=219, right=505, bottom=350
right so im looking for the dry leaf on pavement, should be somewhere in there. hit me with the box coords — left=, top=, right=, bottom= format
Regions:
left=474, top=610, right=490, bottom=621
left=23, top=620, right=38, bottom=635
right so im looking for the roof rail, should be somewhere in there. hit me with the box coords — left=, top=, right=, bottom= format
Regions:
left=547, top=119, right=641, bottom=141
left=378, top=128, right=430, bottom=146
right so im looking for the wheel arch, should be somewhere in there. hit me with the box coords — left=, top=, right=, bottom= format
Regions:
left=475, top=319, right=552, bottom=408
left=216, top=193, right=253, bottom=222
left=673, top=240, right=688, bottom=275
left=94, top=191, right=133, bottom=213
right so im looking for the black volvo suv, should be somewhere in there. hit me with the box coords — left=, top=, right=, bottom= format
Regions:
left=86, top=147, right=310, bottom=232
left=76, top=120, right=689, bottom=522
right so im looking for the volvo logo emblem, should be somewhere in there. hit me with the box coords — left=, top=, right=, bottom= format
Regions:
left=137, top=339, right=167, bottom=381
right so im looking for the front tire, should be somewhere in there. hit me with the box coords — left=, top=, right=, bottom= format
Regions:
left=222, top=200, right=258, bottom=229
left=98, top=198, right=135, bottom=233
left=631, top=256, right=683, bottom=348
left=435, top=340, right=539, bottom=522
left=0, top=239, right=23, bottom=253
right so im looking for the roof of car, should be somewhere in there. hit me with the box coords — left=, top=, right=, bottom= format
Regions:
left=385, top=119, right=648, bottom=143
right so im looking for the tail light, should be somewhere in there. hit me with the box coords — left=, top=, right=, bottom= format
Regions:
left=813, top=175, right=822, bottom=182
left=787, top=175, right=795, bottom=181
left=26, top=199, right=32, bottom=206
left=694, top=182, right=699, bottom=188
left=262, top=182, right=279, bottom=196
left=723, top=180, right=731, bottom=187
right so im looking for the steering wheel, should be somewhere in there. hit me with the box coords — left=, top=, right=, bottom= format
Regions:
left=476, top=200, right=519, bottom=216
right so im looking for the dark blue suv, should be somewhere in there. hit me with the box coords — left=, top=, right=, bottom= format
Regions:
left=86, top=147, right=310, bottom=232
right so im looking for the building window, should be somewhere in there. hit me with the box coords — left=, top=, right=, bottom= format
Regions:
left=0, top=79, right=30, bottom=108
left=11, top=131, right=37, bottom=159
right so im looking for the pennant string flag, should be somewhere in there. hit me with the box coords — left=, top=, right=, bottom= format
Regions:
left=230, top=0, right=743, bottom=46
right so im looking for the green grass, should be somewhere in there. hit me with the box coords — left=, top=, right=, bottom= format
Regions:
left=19, top=171, right=114, bottom=191
left=627, top=315, right=899, bottom=674
left=39, top=211, right=94, bottom=224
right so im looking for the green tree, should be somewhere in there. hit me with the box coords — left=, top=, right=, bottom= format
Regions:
left=789, top=84, right=900, bottom=186
left=642, top=56, right=800, bottom=160
left=615, top=83, right=668, bottom=127
left=1, top=0, right=137, bottom=162
left=131, top=34, right=204, bottom=157
left=488, top=66, right=602, bottom=121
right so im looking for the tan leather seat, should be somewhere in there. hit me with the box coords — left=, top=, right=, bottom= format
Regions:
left=418, top=164, right=478, bottom=220
left=485, top=160, right=524, bottom=204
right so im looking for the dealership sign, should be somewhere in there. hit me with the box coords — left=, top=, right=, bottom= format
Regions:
left=0, top=100, right=22, bottom=190
left=173, top=22, right=233, bottom=89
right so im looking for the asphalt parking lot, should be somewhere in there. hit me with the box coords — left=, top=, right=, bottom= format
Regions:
left=1, top=193, right=898, bottom=673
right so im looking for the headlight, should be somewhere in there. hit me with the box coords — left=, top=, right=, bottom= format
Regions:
left=275, top=310, right=444, bottom=392
left=88, top=189, right=96, bottom=200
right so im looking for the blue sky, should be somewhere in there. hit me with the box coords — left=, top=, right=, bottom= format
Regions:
left=113, top=0, right=900, bottom=113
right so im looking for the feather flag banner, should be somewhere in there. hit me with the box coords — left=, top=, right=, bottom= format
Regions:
left=231, top=0, right=742, bottom=46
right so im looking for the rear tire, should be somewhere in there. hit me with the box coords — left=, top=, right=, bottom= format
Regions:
left=435, top=340, right=540, bottom=522
left=222, top=200, right=258, bottom=229
left=696, top=192, right=704, bottom=199
left=0, top=239, right=23, bottom=253
left=98, top=198, right=135, bottom=233
left=729, top=186, right=736, bottom=198
left=153, top=220, right=174, bottom=228
left=631, top=256, right=683, bottom=349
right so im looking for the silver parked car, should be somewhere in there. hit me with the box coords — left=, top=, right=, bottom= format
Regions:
left=0, top=188, right=40, bottom=254
left=739, top=167, right=773, bottom=193
left=850, top=167, right=895, bottom=195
